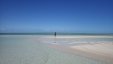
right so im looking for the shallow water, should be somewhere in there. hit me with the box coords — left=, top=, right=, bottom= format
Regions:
left=0, top=35, right=113, bottom=64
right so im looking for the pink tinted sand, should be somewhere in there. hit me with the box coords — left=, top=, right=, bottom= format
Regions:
left=49, top=43, right=113, bottom=63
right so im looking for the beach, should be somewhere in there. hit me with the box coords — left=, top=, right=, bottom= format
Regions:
left=0, top=35, right=113, bottom=64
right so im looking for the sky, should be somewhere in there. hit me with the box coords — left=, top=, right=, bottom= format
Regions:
left=0, top=0, right=113, bottom=33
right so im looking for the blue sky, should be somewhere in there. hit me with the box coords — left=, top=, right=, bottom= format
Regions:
left=0, top=0, right=113, bottom=33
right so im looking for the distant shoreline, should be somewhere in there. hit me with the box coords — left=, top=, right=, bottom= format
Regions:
left=0, top=33, right=113, bottom=35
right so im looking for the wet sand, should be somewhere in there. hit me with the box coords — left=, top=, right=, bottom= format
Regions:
left=49, top=43, right=113, bottom=63
left=0, top=35, right=113, bottom=64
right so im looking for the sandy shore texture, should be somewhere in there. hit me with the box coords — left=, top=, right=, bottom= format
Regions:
left=50, top=43, right=113, bottom=64
left=0, top=35, right=113, bottom=64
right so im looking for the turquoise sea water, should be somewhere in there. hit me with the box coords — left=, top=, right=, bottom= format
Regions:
left=0, top=35, right=113, bottom=64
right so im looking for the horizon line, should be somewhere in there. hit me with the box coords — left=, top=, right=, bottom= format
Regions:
left=0, top=32, right=113, bottom=35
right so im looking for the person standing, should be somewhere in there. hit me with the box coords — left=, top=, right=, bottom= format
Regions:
left=54, top=32, right=56, bottom=43
left=54, top=32, right=56, bottom=37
